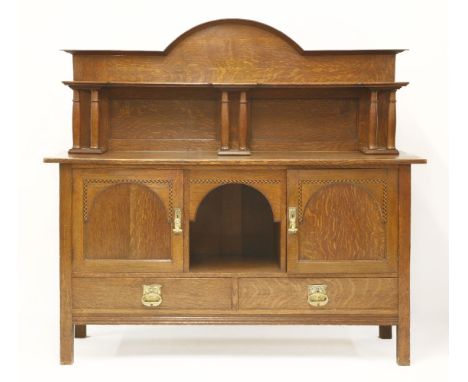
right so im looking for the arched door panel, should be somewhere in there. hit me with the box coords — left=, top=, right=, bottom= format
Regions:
left=287, top=169, right=398, bottom=274
left=72, top=169, right=183, bottom=273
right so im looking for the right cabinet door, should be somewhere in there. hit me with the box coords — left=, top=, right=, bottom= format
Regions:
left=287, top=169, right=398, bottom=274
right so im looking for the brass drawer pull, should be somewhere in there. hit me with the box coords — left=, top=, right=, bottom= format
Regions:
left=173, top=208, right=182, bottom=234
left=308, top=284, right=329, bottom=307
left=288, top=207, right=298, bottom=234
left=141, top=284, right=162, bottom=307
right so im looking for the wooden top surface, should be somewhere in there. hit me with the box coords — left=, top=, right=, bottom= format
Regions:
left=44, top=151, right=426, bottom=166
left=65, top=49, right=406, bottom=56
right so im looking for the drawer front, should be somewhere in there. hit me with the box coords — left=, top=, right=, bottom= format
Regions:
left=73, top=278, right=232, bottom=313
left=238, top=278, right=398, bottom=313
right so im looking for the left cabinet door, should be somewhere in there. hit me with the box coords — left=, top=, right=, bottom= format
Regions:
left=72, top=168, right=184, bottom=273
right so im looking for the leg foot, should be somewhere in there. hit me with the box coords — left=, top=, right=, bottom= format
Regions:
left=379, top=325, right=392, bottom=339
left=75, top=325, right=87, bottom=338
left=397, top=324, right=410, bottom=366
left=60, top=323, right=74, bottom=365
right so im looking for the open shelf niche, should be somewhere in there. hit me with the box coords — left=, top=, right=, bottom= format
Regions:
left=189, top=184, right=281, bottom=272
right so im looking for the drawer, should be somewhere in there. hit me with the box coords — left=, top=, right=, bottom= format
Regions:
left=73, top=277, right=232, bottom=313
left=238, top=278, right=398, bottom=313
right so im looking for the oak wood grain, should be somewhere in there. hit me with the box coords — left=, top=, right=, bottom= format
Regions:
left=287, top=169, right=399, bottom=274
left=73, top=314, right=398, bottom=326
left=44, top=151, right=427, bottom=166
left=85, top=183, right=171, bottom=260
left=300, top=183, right=386, bottom=261
left=239, top=278, right=398, bottom=312
left=72, top=168, right=184, bottom=273
left=60, top=164, right=74, bottom=365
left=69, top=20, right=399, bottom=84
left=397, top=165, right=411, bottom=365
left=73, top=277, right=232, bottom=311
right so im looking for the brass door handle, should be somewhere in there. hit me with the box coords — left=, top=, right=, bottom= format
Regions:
left=288, top=207, right=298, bottom=234
left=308, top=284, right=329, bottom=307
left=173, top=208, right=182, bottom=234
left=141, top=284, right=163, bottom=307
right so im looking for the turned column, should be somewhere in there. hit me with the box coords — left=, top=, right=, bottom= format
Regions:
left=368, top=90, right=378, bottom=150
left=387, top=90, right=397, bottom=150
left=90, top=89, right=100, bottom=149
left=238, top=91, right=249, bottom=152
left=219, top=91, right=230, bottom=152
left=71, top=90, right=81, bottom=149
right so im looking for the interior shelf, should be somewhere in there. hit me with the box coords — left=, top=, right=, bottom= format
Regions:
left=189, top=257, right=281, bottom=273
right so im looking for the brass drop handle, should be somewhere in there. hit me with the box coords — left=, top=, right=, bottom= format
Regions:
left=288, top=207, right=298, bottom=234
left=141, top=284, right=163, bottom=307
left=308, top=284, right=329, bottom=307
left=173, top=208, right=182, bottom=234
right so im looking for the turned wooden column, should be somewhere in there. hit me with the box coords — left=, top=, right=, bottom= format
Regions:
left=90, top=89, right=100, bottom=149
left=387, top=91, right=397, bottom=150
left=219, top=91, right=230, bottom=152
left=238, top=91, right=249, bottom=152
left=368, top=90, right=378, bottom=150
left=71, top=90, right=81, bottom=149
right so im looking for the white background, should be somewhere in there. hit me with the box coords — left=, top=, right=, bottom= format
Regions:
left=4, top=0, right=460, bottom=380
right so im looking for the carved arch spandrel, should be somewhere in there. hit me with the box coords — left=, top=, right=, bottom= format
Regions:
left=297, top=178, right=388, bottom=223
left=299, top=182, right=386, bottom=261
left=83, top=178, right=174, bottom=222
left=189, top=178, right=283, bottom=222
left=85, top=183, right=171, bottom=260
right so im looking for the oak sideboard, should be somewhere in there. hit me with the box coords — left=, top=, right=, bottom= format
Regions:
left=45, top=19, right=426, bottom=365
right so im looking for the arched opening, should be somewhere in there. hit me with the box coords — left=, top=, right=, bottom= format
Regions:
left=190, top=184, right=280, bottom=272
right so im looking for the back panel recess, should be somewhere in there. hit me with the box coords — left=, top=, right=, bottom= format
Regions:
left=106, top=87, right=363, bottom=152
left=108, top=88, right=219, bottom=151
left=250, top=98, right=359, bottom=151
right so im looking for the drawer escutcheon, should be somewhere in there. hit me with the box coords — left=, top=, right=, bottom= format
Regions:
left=307, top=284, right=329, bottom=307
left=141, top=284, right=163, bottom=307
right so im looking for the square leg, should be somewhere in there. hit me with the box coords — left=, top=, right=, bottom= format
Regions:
left=397, top=324, right=410, bottom=366
left=379, top=325, right=392, bottom=339
left=60, top=321, right=74, bottom=365
left=75, top=325, right=87, bottom=338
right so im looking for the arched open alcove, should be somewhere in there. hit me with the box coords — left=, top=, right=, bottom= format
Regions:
left=190, top=184, right=280, bottom=272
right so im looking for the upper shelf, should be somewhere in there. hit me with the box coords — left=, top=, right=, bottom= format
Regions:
left=55, top=19, right=416, bottom=158
left=63, top=81, right=409, bottom=89
left=67, top=19, right=403, bottom=84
